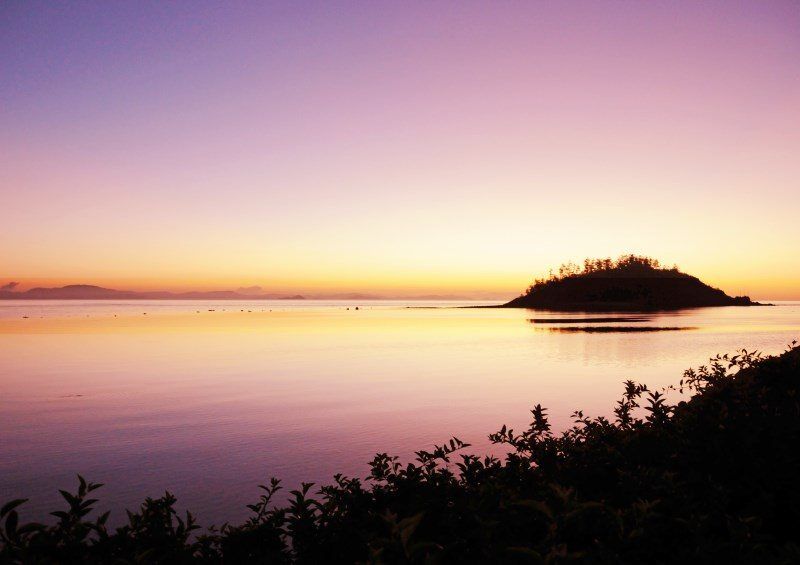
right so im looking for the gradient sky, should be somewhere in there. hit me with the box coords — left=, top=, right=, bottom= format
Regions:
left=2, top=1, right=799, bottom=299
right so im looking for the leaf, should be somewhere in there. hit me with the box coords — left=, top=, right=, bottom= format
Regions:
left=80, top=498, right=99, bottom=509
left=59, top=489, right=78, bottom=507
left=398, top=512, right=424, bottom=547
left=5, top=510, right=18, bottom=537
left=1, top=498, right=27, bottom=518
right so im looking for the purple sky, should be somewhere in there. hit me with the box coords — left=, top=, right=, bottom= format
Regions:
left=2, top=1, right=799, bottom=298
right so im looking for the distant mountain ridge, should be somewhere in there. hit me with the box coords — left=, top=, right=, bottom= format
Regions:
left=0, top=285, right=307, bottom=300
left=504, top=255, right=763, bottom=310
left=0, top=285, right=478, bottom=301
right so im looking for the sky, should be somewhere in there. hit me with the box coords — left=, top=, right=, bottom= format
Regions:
left=1, top=1, right=799, bottom=299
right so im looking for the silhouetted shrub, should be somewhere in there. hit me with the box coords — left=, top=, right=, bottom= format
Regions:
left=2, top=343, right=799, bottom=563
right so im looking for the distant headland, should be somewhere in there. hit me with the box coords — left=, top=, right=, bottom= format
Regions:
left=0, top=284, right=475, bottom=301
left=0, top=285, right=309, bottom=301
left=503, top=255, right=764, bottom=310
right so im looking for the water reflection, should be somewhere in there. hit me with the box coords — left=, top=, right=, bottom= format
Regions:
left=529, top=317, right=652, bottom=324
left=0, top=300, right=798, bottom=526
left=537, top=325, right=696, bottom=333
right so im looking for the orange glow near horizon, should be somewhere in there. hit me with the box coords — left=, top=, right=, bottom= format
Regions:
left=5, top=255, right=800, bottom=302
left=2, top=3, right=799, bottom=300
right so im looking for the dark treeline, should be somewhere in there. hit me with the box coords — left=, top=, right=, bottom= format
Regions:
left=527, top=255, right=681, bottom=292
left=2, top=344, right=799, bottom=563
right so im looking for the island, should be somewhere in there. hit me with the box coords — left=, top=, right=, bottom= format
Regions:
left=504, top=255, right=762, bottom=310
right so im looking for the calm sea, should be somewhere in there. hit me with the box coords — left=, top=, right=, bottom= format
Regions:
left=1, top=299, right=798, bottom=525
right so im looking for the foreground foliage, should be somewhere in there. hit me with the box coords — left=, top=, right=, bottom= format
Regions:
left=2, top=344, right=799, bottom=563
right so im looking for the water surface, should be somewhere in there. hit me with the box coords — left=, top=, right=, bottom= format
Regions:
left=1, top=299, right=798, bottom=525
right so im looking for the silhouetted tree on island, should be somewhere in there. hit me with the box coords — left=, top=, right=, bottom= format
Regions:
left=505, top=254, right=760, bottom=310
